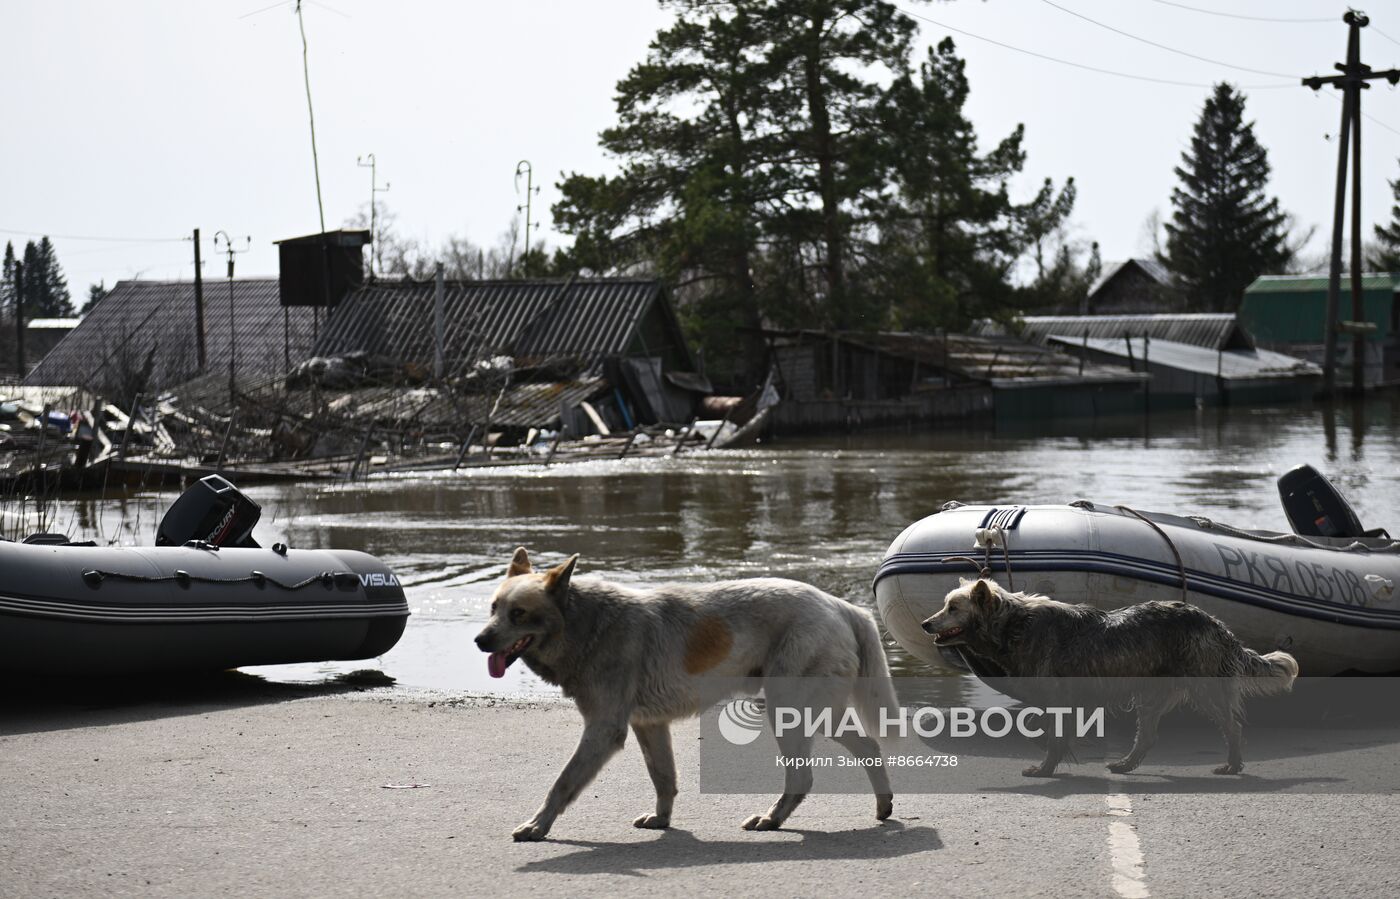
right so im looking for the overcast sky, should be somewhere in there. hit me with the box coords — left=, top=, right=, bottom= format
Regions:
left=3, top=0, right=1399, bottom=295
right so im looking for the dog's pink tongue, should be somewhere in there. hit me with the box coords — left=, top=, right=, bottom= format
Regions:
left=488, top=651, right=508, bottom=679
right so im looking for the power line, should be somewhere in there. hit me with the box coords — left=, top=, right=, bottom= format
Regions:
left=1141, top=0, right=1334, bottom=25
left=1038, top=0, right=1297, bottom=80
left=895, top=6, right=1294, bottom=90
left=59, top=241, right=193, bottom=258
left=1373, top=26, right=1400, bottom=50
left=1321, top=89, right=1400, bottom=140
left=1361, top=110, right=1400, bottom=140
left=240, top=0, right=346, bottom=22
left=307, top=1, right=350, bottom=20
left=238, top=0, right=293, bottom=20
left=0, top=227, right=187, bottom=243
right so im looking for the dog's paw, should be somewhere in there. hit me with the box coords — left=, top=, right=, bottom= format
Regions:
left=741, top=814, right=781, bottom=831
left=1212, top=763, right=1243, bottom=775
left=875, top=794, right=894, bottom=821
left=512, top=821, right=550, bottom=842
left=1022, top=764, right=1057, bottom=777
left=1107, top=759, right=1139, bottom=774
left=633, top=813, right=671, bottom=830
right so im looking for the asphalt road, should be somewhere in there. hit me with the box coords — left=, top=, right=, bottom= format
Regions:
left=2, top=678, right=1397, bottom=898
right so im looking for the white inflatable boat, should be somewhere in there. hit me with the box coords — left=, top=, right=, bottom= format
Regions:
left=875, top=465, right=1400, bottom=676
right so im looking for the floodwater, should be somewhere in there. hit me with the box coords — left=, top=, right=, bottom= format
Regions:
left=19, top=399, right=1400, bottom=698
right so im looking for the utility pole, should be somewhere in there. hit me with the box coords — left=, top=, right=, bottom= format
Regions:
left=1304, top=11, right=1400, bottom=397
left=514, top=159, right=541, bottom=273
left=193, top=228, right=207, bottom=370
left=213, top=231, right=252, bottom=405
left=357, top=154, right=390, bottom=275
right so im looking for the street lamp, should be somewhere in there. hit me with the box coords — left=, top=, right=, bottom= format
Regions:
left=514, top=159, right=541, bottom=272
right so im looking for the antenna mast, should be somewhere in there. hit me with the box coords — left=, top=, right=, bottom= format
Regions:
left=357, top=154, right=391, bottom=275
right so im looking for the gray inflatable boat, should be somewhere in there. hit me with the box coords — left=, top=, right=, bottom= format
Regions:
left=0, top=477, right=408, bottom=675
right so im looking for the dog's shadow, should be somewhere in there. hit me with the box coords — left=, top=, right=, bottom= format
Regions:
left=515, top=819, right=941, bottom=877
left=977, top=772, right=1346, bottom=799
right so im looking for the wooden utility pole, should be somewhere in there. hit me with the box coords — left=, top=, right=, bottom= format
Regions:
left=193, top=228, right=207, bottom=371
left=1304, top=11, right=1400, bottom=397
left=213, top=231, right=251, bottom=405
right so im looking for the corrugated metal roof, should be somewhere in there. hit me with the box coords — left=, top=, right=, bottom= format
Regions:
left=1006, top=313, right=1252, bottom=351
left=1045, top=335, right=1321, bottom=380
left=310, top=278, right=689, bottom=375
left=777, top=330, right=1145, bottom=387
left=1240, top=275, right=1396, bottom=343
left=22, top=279, right=320, bottom=392
left=1245, top=273, right=1399, bottom=294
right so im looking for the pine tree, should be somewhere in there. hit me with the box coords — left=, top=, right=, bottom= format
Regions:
left=20, top=241, right=39, bottom=321
left=754, top=0, right=916, bottom=328
left=875, top=38, right=1076, bottom=328
left=553, top=2, right=774, bottom=382
left=1161, top=83, right=1290, bottom=312
left=36, top=237, right=73, bottom=317
left=0, top=242, right=14, bottom=323
left=83, top=281, right=107, bottom=316
left=19, top=237, right=74, bottom=318
left=554, top=1, right=1075, bottom=367
left=1371, top=158, right=1400, bottom=272
left=555, top=0, right=922, bottom=380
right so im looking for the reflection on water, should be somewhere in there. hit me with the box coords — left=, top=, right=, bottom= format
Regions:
left=21, top=400, right=1400, bottom=695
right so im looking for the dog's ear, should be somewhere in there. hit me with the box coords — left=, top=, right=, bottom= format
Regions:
left=543, top=554, right=578, bottom=601
left=970, top=579, right=995, bottom=605
left=507, top=546, right=532, bottom=578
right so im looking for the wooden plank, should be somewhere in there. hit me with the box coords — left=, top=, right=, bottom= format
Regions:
left=579, top=401, right=610, bottom=436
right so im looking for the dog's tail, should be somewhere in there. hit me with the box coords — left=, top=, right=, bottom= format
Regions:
left=846, top=605, right=901, bottom=738
left=1238, top=648, right=1299, bottom=697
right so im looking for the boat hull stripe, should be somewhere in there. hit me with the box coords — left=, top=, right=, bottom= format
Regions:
left=875, top=550, right=1400, bottom=629
left=0, top=593, right=409, bottom=624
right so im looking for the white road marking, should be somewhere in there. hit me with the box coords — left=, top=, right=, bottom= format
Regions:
left=1106, top=792, right=1149, bottom=898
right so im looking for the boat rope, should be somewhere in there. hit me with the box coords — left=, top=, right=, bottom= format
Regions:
left=1116, top=505, right=1189, bottom=603
left=942, top=555, right=993, bottom=582
left=80, top=569, right=362, bottom=590
left=1188, top=516, right=1400, bottom=554
left=992, top=526, right=1014, bottom=591
left=945, top=524, right=1016, bottom=591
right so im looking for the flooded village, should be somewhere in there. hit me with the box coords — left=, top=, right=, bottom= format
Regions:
left=6, top=2, right=1400, bottom=898
left=5, top=242, right=1379, bottom=502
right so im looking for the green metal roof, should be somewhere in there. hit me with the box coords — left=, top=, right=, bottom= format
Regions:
left=1244, top=273, right=1399, bottom=294
left=1239, top=273, right=1396, bottom=342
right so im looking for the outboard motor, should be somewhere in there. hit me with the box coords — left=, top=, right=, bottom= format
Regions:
left=1277, top=464, right=1372, bottom=539
left=156, top=475, right=262, bottom=548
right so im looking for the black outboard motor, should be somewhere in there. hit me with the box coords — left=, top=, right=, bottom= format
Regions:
left=156, top=475, right=262, bottom=548
left=1277, top=464, right=1374, bottom=539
